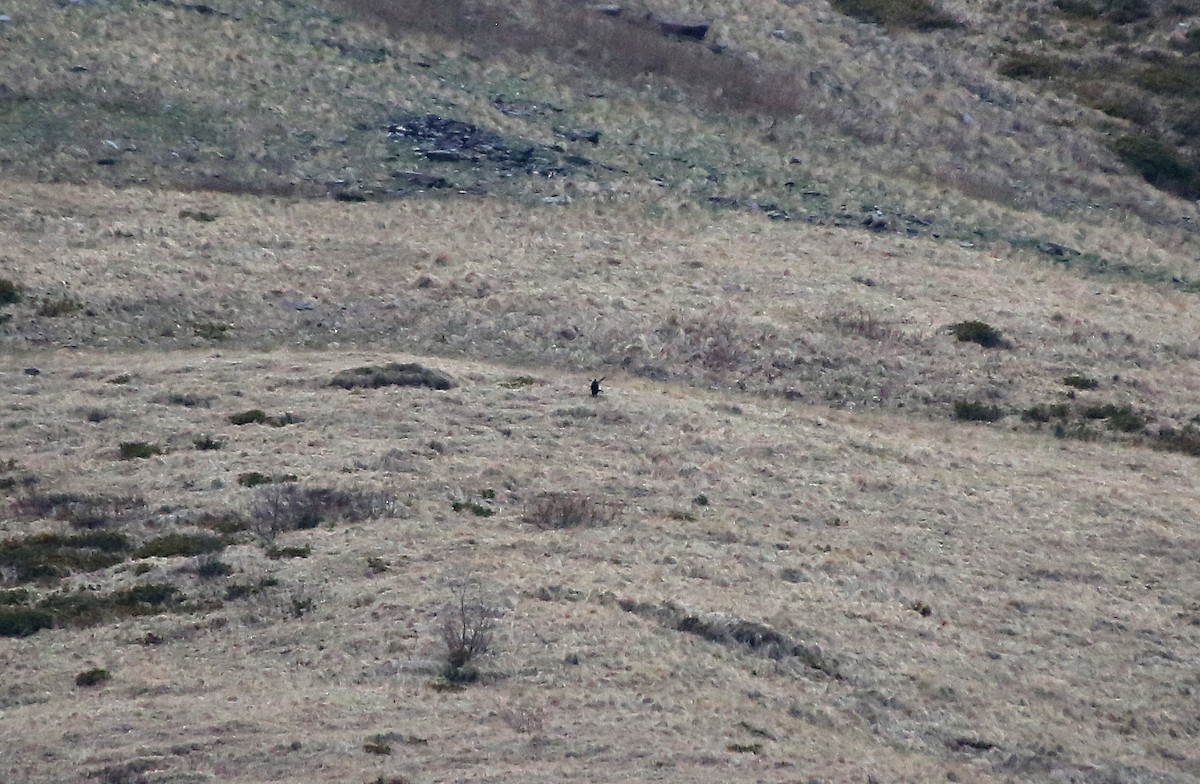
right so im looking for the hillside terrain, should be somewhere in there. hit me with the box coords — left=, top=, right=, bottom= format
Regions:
left=1, top=0, right=1199, bottom=783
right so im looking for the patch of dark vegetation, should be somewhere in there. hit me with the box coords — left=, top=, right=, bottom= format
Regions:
left=85, top=408, right=113, bottom=423
left=1062, top=374, right=1099, bottom=390
left=118, top=441, right=162, bottom=460
left=947, top=320, right=1008, bottom=348
left=163, top=392, right=213, bottom=408
left=36, top=294, right=83, bottom=318
left=726, top=742, right=763, bottom=754
left=524, top=492, right=621, bottom=530
left=0, top=531, right=132, bottom=584
left=0, top=606, right=54, bottom=637
left=35, top=582, right=181, bottom=628
left=607, top=593, right=841, bottom=678
left=11, top=492, right=146, bottom=529
left=193, top=511, right=250, bottom=535
left=0, top=278, right=23, bottom=307
left=224, top=577, right=279, bottom=601
left=1023, top=403, right=1071, bottom=424
left=228, top=409, right=302, bottom=427
left=330, top=362, right=456, bottom=390
left=451, top=498, right=494, bottom=517
left=87, top=759, right=160, bottom=784
left=250, top=483, right=398, bottom=540
left=266, top=545, right=312, bottom=560
left=193, top=321, right=229, bottom=341
left=997, top=52, right=1067, bottom=81
left=75, top=667, right=111, bottom=687
left=134, top=532, right=225, bottom=559
left=1153, top=425, right=1200, bottom=456
left=238, top=471, right=281, bottom=488
left=828, top=0, right=959, bottom=31
left=1083, top=403, right=1146, bottom=432
left=179, top=209, right=219, bottom=222
left=954, top=400, right=1006, bottom=422
left=1111, top=134, right=1200, bottom=200
left=0, top=459, right=38, bottom=496
left=193, top=434, right=224, bottom=451
left=194, top=556, right=234, bottom=578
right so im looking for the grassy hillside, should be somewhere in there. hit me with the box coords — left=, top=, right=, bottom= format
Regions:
left=1, top=1, right=1199, bottom=783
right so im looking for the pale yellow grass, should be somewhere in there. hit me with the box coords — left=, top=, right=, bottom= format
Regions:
left=4, top=179, right=1200, bottom=425
left=1, top=343, right=1197, bottom=783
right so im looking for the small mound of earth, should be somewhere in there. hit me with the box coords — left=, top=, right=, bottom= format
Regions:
left=330, top=362, right=456, bottom=390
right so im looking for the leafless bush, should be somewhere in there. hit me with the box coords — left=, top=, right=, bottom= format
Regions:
left=250, top=484, right=399, bottom=541
left=825, top=308, right=904, bottom=341
left=440, top=580, right=501, bottom=683
left=523, top=492, right=620, bottom=530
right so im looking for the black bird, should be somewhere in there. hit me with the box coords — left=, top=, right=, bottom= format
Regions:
left=590, top=377, right=605, bottom=397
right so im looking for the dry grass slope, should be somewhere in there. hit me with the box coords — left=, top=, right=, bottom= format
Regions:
left=2, top=0, right=1200, bottom=781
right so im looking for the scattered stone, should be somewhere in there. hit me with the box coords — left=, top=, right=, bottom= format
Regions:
left=556, top=128, right=602, bottom=144
left=590, top=3, right=621, bottom=16
left=1037, top=241, right=1080, bottom=258
left=647, top=13, right=710, bottom=41
left=386, top=113, right=592, bottom=178
left=392, top=170, right=453, bottom=189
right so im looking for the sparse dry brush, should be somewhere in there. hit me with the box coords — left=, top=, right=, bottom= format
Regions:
left=439, top=580, right=502, bottom=684
left=523, top=492, right=621, bottom=530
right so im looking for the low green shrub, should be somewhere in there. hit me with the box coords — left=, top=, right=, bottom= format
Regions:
left=1083, top=404, right=1146, bottom=432
left=948, top=320, right=1007, bottom=348
left=451, top=499, right=494, bottom=517
left=195, top=556, right=234, bottom=578
left=228, top=409, right=301, bottom=427
left=954, top=400, right=1006, bottom=422
left=75, top=667, right=111, bottom=687
left=238, top=471, right=274, bottom=488
left=1022, top=403, right=1071, bottom=423
left=266, top=545, right=311, bottom=560
left=1063, top=374, right=1099, bottom=390
left=0, top=278, right=22, bottom=306
left=118, top=441, right=161, bottom=460
left=194, top=434, right=224, bottom=451
left=229, top=409, right=269, bottom=426
left=135, top=532, right=225, bottom=559
left=0, top=532, right=131, bottom=584
left=0, top=606, right=54, bottom=637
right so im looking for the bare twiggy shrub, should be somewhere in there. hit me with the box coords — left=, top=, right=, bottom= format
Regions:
left=825, top=308, right=904, bottom=342
left=439, top=580, right=501, bottom=683
left=524, top=492, right=620, bottom=530
left=249, top=484, right=399, bottom=541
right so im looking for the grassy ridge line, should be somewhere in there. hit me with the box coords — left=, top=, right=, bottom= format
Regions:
left=2, top=178, right=1200, bottom=444
left=1, top=0, right=1197, bottom=256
